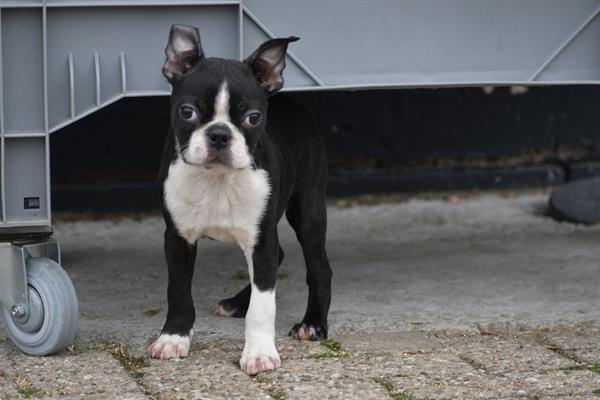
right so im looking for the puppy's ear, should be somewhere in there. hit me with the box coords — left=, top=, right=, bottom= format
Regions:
left=163, top=24, right=204, bottom=84
left=244, top=37, right=299, bottom=95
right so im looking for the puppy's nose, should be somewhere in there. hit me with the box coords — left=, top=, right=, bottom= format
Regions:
left=206, top=124, right=232, bottom=150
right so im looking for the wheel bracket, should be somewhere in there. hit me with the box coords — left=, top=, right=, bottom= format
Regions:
left=0, top=238, right=60, bottom=319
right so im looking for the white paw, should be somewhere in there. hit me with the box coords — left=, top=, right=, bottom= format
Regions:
left=148, top=332, right=192, bottom=360
left=240, top=338, right=281, bottom=375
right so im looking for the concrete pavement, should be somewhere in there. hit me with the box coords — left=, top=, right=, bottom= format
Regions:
left=0, top=191, right=599, bottom=399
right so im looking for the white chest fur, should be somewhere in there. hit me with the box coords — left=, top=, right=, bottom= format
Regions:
left=164, top=158, right=271, bottom=250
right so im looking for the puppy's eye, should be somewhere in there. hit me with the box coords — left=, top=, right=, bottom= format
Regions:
left=243, top=111, right=262, bottom=127
left=178, top=104, right=198, bottom=122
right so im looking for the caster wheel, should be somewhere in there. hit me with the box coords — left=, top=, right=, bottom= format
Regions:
left=1, top=257, right=79, bottom=356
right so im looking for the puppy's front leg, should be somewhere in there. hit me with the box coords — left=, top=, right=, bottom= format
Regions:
left=149, top=227, right=197, bottom=359
left=240, top=229, right=280, bottom=375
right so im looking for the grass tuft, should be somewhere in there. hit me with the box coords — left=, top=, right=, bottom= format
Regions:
left=254, top=375, right=286, bottom=400
left=104, top=342, right=164, bottom=400
left=309, top=338, right=350, bottom=359
left=374, top=377, right=428, bottom=400
left=13, top=376, right=46, bottom=398
left=104, top=342, right=150, bottom=372
left=320, top=339, right=343, bottom=352
left=562, top=363, right=600, bottom=375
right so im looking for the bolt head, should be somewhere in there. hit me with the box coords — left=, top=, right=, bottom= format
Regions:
left=10, top=304, right=26, bottom=318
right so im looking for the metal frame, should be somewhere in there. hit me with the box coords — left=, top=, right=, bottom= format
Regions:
left=0, top=238, right=60, bottom=318
left=2, top=1, right=598, bottom=134
left=0, top=0, right=598, bottom=231
left=1, top=1, right=597, bottom=134
left=528, top=4, right=600, bottom=82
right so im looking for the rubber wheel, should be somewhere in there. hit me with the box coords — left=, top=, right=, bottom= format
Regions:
left=1, top=257, right=79, bottom=355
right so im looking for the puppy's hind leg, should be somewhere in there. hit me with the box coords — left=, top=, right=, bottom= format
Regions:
left=286, top=191, right=332, bottom=341
left=214, top=246, right=284, bottom=318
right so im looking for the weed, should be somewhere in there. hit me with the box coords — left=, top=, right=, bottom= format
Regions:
left=309, top=338, right=350, bottom=359
left=562, top=363, right=600, bottom=374
left=104, top=342, right=150, bottom=372
left=13, top=376, right=46, bottom=398
left=254, top=375, right=286, bottom=400
left=374, top=377, right=428, bottom=400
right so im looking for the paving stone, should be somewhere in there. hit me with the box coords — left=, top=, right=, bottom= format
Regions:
left=440, top=334, right=576, bottom=373
left=0, top=373, right=20, bottom=400
left=263, top=356, right=388, bottom=400
left=1, top=328, right=599, bottom=399
left=536, top=394, right=598, bottom=400
left=503, top=369, right=600, bottom=398
left=360, top=352, right=531, bottom=399
left=276, top=337, right=325, bottom=360
left=141, top=341, right=269, bottom=400
left=136, top=336, right=322, bottom=364
left=0, top=340, right=20, bottom=400
left=534, top=323, right=600, bottom=363
left=539, top=396, right=600, bottom=400
left=337, top=331, right=442, bottom=354
left=6, top=350, right=146, bottom=400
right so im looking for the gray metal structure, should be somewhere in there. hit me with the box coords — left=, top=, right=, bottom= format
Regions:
left=0, top=0, right=599, bottom=355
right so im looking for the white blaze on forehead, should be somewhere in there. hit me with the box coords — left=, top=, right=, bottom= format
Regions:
left=214, top=80, right=230, bottom=121
left=182, top=79, right=251, bottom=169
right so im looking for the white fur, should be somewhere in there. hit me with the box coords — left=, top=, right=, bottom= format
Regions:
left=165, top=81, right=269, bottom=246
left=240, top=252, right=280, bottom=375
left=164, top=159, right=270, bottom=246
left=165, top=79, right=278, bottom=374
left=148, top=332, right=192, bottom=360
left=214, top=80, right=229, bottom=119
left=185, top=80, right=251, bottom=169
left=164, top=156, right=278, bottom=374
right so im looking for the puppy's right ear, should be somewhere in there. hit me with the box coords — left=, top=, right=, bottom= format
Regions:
left=163, top=24, right=204, bottom=84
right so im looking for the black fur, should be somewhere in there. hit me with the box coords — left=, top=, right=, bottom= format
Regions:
left=156, top=25, right=332, bottom=345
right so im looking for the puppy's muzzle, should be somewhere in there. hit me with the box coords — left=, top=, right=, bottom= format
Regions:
left=206, top=124, right=232, bottom=151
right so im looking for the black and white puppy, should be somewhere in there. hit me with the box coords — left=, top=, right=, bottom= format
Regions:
left=148, top=25, right=332, bottom=375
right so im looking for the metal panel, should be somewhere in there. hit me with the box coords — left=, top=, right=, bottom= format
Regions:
left=538, top=11, right=600, bottom=82
left=4, top=138, right=48, bottom=224
left=242, top=13, right=316, bottom=88
left=243, top=0, right=600, bottom=88
left=1, top=8, right=44, bottom=133
left=0, top=0, right=598, bottom=232
left=46, top=5, right=238, bottom=129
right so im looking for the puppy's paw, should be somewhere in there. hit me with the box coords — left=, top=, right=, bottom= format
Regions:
left=148, top=332, right=191, bottom=360
left=240, top=354, right=281, bottom=376
left=289, top=322, right=327, bottom=341
left=240, top=340, right=281, bottom=375
left=213, top=299, right=246, bottom=318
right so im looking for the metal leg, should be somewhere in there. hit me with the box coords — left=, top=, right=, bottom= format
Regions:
left=0, top=238, right=60, bottom=320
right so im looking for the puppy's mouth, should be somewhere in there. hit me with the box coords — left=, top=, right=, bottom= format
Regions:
left=203, top=154, right=230, bottom=169
left=182, top=154, right=236, bottom=170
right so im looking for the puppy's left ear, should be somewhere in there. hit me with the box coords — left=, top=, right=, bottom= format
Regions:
left=245, top=36, right=299, bottom=95
left=163, top=24, right=204, bottom=84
